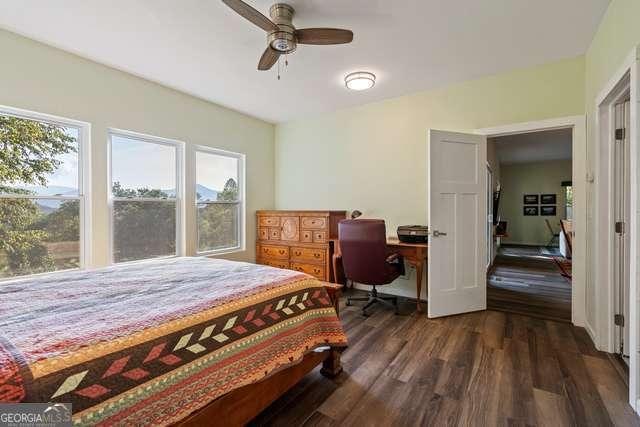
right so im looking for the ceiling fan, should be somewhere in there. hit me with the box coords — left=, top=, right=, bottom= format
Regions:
left=221, top=0, right=354, bottom=71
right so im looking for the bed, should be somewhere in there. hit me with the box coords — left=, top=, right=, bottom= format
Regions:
left=0, top=257, right=347, bottom=426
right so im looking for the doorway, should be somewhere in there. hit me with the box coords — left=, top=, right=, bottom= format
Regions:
left=475, top=116, right=586, bottom=327
left=486, top=129, right=574, bottom=322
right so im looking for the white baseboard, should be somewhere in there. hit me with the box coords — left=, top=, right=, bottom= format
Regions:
left=584, top=320, right=599, bottom=350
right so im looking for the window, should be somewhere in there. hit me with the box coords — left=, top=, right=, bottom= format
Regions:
left=195, top=147, right=244, bottom=254
left=565, top=185, right=573, bottom=220
left=0, top=108, right=89, bottom=279
left=109, top=131, right=183, bottom=263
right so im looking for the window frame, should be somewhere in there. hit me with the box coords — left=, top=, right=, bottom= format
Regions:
left=0, top=104, right=92, bottom=280
left=107, top=128, right=185, bottom=264
left=194, top=145, right=246, bottom=256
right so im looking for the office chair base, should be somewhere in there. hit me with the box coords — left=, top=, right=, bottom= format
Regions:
left=346, top=286, right=398, bottom=316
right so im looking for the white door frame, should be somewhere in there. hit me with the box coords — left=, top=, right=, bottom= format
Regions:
left=475, top=115, right=587, bottom=328
left=594, top=45, right=640, bottom=412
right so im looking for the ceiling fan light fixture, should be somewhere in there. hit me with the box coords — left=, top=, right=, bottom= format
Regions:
left=345, top=71, right=376, bottom=91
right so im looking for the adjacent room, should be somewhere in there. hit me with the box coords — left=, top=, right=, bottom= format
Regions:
left=1, top=0, right=640, bottom=426
left=487, top=129, right=574, bottom=322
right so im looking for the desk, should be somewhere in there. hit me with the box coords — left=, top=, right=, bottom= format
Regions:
left=331, top=237, right=428, bottom=312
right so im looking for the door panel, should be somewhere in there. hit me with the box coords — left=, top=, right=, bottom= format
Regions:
left=428, top=130, right=487, bottom=318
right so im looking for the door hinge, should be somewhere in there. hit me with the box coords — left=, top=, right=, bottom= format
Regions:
left=614, top=314, right=625, bottom=327
left=615, top=221, right=625, bottom=234
left=615, top=128, right=626, bottom=140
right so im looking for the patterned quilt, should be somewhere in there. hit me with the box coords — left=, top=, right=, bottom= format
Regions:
left=0, top=257, right=347, bottom=425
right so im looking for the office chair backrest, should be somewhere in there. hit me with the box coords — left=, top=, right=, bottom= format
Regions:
left=338, top=219, right=391, bottom=286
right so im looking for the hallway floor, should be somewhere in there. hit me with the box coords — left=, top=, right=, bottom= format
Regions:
left=488, top=244, right=571, bottom=322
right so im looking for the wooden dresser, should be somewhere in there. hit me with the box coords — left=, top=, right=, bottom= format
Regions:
left=256, top=210, right=346, bottom=281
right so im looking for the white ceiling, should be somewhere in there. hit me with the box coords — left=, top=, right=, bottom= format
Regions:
left=0, top=0, right=609, bottom=123
left=491, top=128, right=573, bottom=164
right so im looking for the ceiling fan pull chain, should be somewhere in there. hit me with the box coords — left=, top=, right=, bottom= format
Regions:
left=277, top=56, right=281, bottom=80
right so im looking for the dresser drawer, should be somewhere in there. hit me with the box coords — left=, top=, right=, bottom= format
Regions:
left=258, top=228, right=269, bottom=240
left=258, top=244, right=289, bottom=260
left=301, top=216, right=327, bottom=229
left=290, top=262, right=326, bottom=280
left=268, top=227, right=281, bottom=240
left=258, top=258, right=289, bottom=269
left=259, top=216, right=280, bottom=227
left=300, top=230, right=313, bottom=243
left=290, top=247, right=325, bottom=263
left=312, top=231, right=327, bottom=243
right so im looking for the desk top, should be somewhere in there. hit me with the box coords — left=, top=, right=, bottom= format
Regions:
left=386, top=237, right=428, bottom=248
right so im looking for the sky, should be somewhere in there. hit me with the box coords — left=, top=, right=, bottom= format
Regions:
left=112, top=135, right=176, bottom=190
left=112, top=135, right=238, bottom=192
left=196, top=150, right=238, bottom=192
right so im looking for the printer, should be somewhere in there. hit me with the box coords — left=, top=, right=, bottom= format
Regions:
left=397, top=225, right=429, bottom=243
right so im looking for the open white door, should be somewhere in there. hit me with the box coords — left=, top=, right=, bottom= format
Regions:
left=428, top=129, right=487, bottom=318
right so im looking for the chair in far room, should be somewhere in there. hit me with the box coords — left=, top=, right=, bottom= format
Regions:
left=545, top=219, right=560, bottom=247
left=338, top=219, right=404, bottom=316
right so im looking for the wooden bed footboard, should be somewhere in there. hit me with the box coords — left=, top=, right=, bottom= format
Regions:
left=176, top=346, right=342, bottom=427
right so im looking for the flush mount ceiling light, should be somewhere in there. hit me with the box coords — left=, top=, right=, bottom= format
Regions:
left=345, top=71, right=376, bottom=91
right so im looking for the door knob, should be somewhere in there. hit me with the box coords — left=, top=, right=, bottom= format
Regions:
left=432, top=230, right=447, bottom=237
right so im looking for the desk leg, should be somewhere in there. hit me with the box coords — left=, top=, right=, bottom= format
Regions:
left=415, top=260, right=423, bottom=312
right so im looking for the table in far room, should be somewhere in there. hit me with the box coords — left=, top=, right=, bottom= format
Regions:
left=331, top=237, right=428, bottom=312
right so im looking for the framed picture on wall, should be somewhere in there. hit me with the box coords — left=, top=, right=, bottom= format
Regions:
left=540, top=194, right=557, bottom=204
left=523, top=206, right=539, bottom=216
left=523, top=194, right=538, bottom=204
left=541, top=206, right=557, bottom=216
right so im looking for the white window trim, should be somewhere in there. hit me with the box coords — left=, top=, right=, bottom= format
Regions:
left=107, top=128, right=185, bottom=264
left=0, top=104, right=92, bottom=279
left=194, top=145, right=246, bottom=256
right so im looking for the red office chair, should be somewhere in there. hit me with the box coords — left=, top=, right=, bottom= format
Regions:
left=338, top=219, right=404, bottom=316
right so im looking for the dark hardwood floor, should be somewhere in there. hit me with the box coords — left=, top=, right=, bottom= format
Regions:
left=251, top=292, right=638, bottom=427
left=488, top=245, right=572, bottom=322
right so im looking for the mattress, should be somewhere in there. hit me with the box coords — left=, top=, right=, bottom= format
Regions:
left=0, top=257, right=347, bottom=425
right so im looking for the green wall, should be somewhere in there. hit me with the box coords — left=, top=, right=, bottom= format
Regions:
left=0, top=29, right=275, bottom=267
left=499, top=160, right=572, bottom=246
left=276, top=56, right=585, bottom=298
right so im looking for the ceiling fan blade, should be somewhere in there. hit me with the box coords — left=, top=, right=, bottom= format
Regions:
left=295, top=28, right=354, bottom=45
left=258, top=46, right=281, bottom=70
left=222, top=0, right=279, bottom=32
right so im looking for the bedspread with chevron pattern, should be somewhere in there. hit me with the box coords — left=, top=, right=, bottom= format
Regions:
left=0, top=257, right=347, bottom=425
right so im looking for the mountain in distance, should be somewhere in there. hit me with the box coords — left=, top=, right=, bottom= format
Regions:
left=20, top=185, right=78, bottom=196
left=5, top=185, right=77, bottom=212
left=195, top=184, right=218, bottom=202
left=7, top=184, right=219, bottom=209
left=163, top=185, right=218, bottom=201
